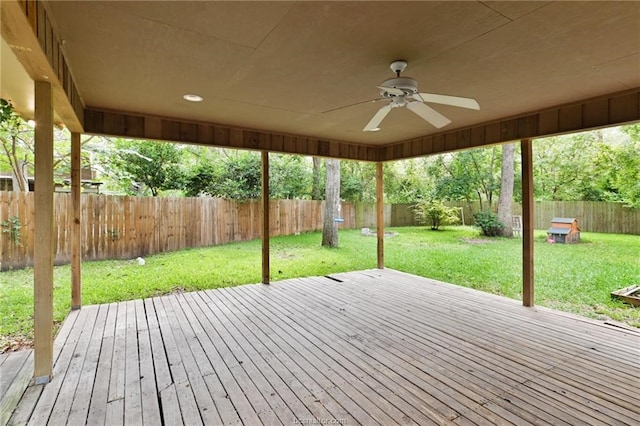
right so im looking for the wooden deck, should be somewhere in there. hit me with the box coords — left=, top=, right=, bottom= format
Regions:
left=3, top=269, right=639, bottom=425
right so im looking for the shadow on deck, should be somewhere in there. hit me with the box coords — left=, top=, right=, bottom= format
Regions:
left=2, top=269, right=639, bottom=425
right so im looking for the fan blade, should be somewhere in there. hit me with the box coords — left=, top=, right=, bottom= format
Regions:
left=321, top=97, right=383, bottom=114
left=417, top=93, right=480, bottom=110
left=377, top=85, right=405, bottom=96
left=407, top=101, right=451, bottom=128
left=363, top=104, right=393, bottom=131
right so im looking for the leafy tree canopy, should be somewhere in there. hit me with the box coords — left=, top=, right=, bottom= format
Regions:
left=111, top=139, right=184, bottom=196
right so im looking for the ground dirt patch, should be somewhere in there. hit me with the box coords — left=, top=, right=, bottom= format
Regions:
left=462, top=238, right=495, bottom=245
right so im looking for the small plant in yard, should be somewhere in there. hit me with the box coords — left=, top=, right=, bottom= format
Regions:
left=412, top=199, right=461, bottom=230
left=1, top=216, right=22, bottom=246
left=473, top=210, right=504, bottom=237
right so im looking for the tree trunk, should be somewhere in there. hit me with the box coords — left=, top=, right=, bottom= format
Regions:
left=497, top=143, right=516, bottom=237
left=311, top=157, right=322, bottom=200
left=3, top=136, right=30, bottom=191
left=11, top=159, right=29, bottom=192
left=322, top=158, right=340, bottom=247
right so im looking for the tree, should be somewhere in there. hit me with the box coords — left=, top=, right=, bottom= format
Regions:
left=184, top=162, right=218, bottom=197
left=413, top=199, right=460, bottom=230
left=596, top=125, right=640, bottom=208
left=0, top=99, right=30, bottom=191
left=532, top=133, right=600, bottom=201
left=322, top=158, right=340, bottom=247
left=0, top=98, right=86, bottom=192
left=497, top=143, right=516, bottom=236
left=388, top=158, right=431, bottom=203
left=311, top=157, right=323, bottom=200
left=430, top=147, right=500, bottom=211
left=214, top=152, right=262, bottom=200
left=269, top=154, right=312, bottom=199
left=340, top=161, right=375, bottom=203
left=112, top=139, right=184, bottom=196
left=610, top=141, right=640, bottom=208
left=337, top=161, right=405, bottom=203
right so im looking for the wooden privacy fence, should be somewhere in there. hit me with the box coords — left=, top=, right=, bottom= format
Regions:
left=0, top=192, right=638, bottom=269
left=446, top=201, right=640, bottom=235
left=0, top=192, right=358, bottom=270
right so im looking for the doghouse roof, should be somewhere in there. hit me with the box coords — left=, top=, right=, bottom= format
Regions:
left=547, top=227, right=571, bottom=235
left=551, top=218, right=578, bottom=224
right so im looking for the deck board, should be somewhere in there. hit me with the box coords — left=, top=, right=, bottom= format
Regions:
left=5, top=269, right=639, bottom=425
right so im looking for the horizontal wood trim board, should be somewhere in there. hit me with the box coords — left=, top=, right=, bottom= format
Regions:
left=85, top=89, right=638, bottom=161
left=83, top=109, right=379, bottom=162
left=1, top=0, right=84, bottom=132
left=381, top=88, right=640, bottom=161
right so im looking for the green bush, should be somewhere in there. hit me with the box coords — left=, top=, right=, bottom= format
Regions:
left=473, top=210, right=504, bottom=236
left=413, top=199, right=461, bottom=230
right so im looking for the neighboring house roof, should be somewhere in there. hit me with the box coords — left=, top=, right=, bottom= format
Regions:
left=0, top=174, right=34, bottom=181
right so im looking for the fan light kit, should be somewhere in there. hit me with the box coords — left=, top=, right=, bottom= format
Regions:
left=183, top=94, right=203, bottom=102
left=363, top=60, right=479, bottom=132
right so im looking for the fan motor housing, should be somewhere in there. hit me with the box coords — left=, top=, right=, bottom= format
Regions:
left=379, top=77, right=418, bottom=97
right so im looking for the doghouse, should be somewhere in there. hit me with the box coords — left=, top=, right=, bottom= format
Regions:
left=547, top=217, right=580, bottom=243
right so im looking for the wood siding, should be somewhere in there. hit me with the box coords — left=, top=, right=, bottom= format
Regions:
left=83, top=109, right=379, bottom=162
left=380, top=89, right=640, bottom=161
left=2, top=0, right=84, bottom=131
left=82, top=88, right=640, bottom=162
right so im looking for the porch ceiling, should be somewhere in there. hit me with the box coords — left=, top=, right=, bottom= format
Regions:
left=1, top=1, right=640, bottom=158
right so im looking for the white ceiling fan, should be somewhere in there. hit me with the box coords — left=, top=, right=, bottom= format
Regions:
left=364, top=60, right=480, bottom=132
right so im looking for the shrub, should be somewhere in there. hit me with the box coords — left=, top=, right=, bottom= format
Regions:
left=473, top=210, right=504, bottom=237
left=1, top=216, right=22, bottom=246
left=413, top=199, right=461, bottom=230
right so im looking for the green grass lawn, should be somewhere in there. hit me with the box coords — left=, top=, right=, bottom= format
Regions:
left=1, top=226, right=638, bottom=352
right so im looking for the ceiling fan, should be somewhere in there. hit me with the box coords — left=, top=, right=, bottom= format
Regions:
left=363, top=60, right=480, bottom=132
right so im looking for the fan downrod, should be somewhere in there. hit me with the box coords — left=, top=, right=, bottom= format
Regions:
left=390, top=60, right=408, bottom=77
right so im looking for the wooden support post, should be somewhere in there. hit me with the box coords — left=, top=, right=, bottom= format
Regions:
left=376, top=162, right=384, bottom=269
left=521, top=138, right=534, bottom=307
left=33, top=80, right=54, bottom=384
left=261, top=151, right=270, bottom=284
left=71, top=132, right=82, bottom=309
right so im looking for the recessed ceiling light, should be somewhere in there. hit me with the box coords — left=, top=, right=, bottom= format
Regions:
left=183, top=94, right=203, bottom=102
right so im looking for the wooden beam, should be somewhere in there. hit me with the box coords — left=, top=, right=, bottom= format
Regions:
left=83, top=88, right=638, bottom=163
left=381, top=88, right=640, bottom=161
left=521, top=138, right=534, bottom=307
left=261, top=151, right=270, bottom=284
left=1, top=0, right=84, bottom=132
left=33, top=80, right=54, bottom=384
left=70, top=132, right=82, bottom=309
left=83, top=108, right=379, bottom=162
left=376, top=162, right=384, bottom=269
